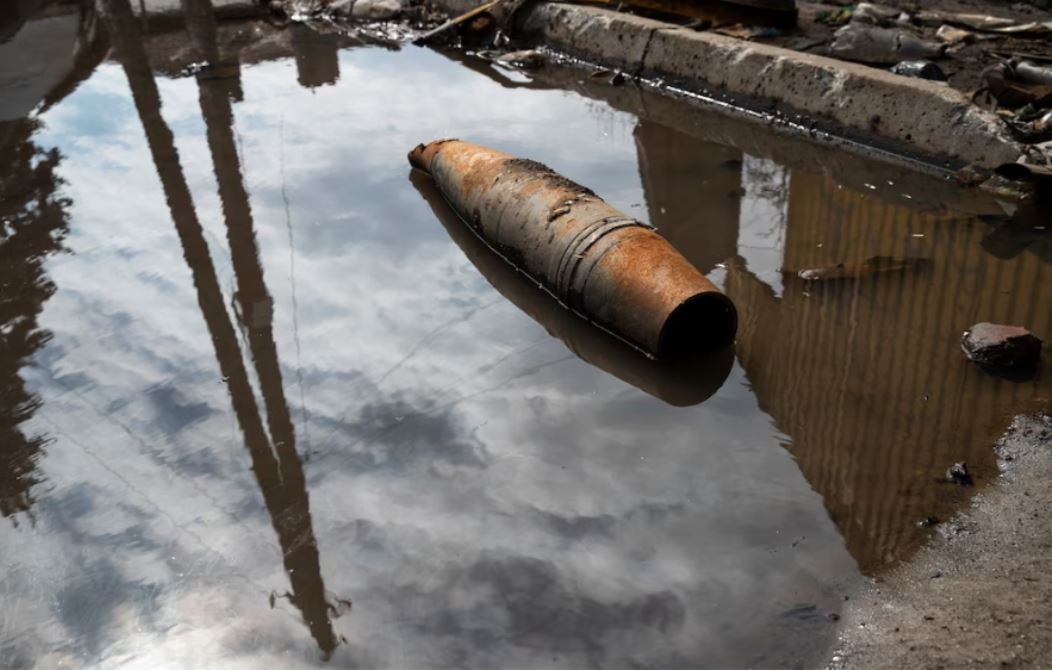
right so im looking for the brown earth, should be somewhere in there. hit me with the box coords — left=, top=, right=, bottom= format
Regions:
left=831, top=412, right=1052, bottom=669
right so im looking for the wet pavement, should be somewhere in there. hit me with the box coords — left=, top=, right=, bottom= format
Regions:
left=1, top=1, right=1050, bottom=668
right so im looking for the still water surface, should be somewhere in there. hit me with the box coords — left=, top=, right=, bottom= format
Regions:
left=1, top=2, right=1050, bottom=667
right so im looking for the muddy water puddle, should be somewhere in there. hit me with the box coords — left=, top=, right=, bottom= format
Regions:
left=1, top=2, right=1050, bottom=668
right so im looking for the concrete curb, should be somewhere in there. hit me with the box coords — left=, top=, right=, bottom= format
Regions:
left=428, top=0, right=1026, bottom=169
left=516, top=3, right=1022, bottom=169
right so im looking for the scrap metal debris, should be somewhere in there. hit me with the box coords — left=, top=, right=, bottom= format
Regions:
left=914, top=9, right=1052, bottom=37
left=714, top=23, right=782, bottom=39
left=1016, top=60, right=1052, bottom=86
left=890, top=60, right=947, bottom=81
left=849, top=3, right=905, bottom=27
left=977, top=61, right=1052, bottom=110
left=411, top=0, right=499, bottom=45
left=1007, top=107, right=1052, bottom=143
left=829, top=25, right=945, bottom=65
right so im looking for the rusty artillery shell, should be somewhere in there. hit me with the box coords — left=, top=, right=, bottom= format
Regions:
left=408, top=140, right=737, bottom=358
left=411, top=170, right=733, bottom=406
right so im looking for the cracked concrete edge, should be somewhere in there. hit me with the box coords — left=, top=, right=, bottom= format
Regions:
left=427, top=0, right=1028, bottom=170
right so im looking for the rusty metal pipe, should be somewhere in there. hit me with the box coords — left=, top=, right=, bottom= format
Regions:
left=408, top=140, right=737, bottom=358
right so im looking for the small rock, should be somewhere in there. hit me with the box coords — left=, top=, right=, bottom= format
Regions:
left=495, top=49, right=544, bottom=70
left=961, top=322, right=1043, bottom=369
left=349, top=0, right=403, bottom=20
left=609, top=71, right=626, bottom=86
left=828, top=613, right=841, bottom=622
left=946, top=461, right=974, bottom=487
left=917, top=515, right=940, bottom=528
left=935, top=24, right=974, bottom=44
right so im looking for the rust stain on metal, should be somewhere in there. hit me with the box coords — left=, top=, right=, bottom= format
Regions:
left=408, top=139, right=737, bottom=357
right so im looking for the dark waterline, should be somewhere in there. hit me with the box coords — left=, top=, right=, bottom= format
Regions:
left=0, top=1, right=1049, bottom=667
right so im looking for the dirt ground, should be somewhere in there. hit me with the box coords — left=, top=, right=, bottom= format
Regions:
left=830, top=413, right=1052, bottom=669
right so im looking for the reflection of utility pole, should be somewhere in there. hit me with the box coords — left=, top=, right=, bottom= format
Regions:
left=101, top=0, right=339, bottom=656
left=633, top=121, right=742, bottom=274
left=290, top=24, right=340, bottom=89
left=182, top=0, right=340, bottom=655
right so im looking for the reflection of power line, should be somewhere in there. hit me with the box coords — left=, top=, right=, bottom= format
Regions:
left=101, top=0, right=339, bottom=656
left=278, top=120, right=311, bottom=455
left=35, top=411, right=291, bottom=612
left=312, top=338, right=567, bottom=465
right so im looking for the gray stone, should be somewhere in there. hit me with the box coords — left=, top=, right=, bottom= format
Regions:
left=961, top=322, right=1043, bottom=369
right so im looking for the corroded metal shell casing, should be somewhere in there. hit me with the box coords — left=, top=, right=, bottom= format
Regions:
left=409, top=140, right=737, bottom=358
left=410, top=170, right=733, bottom=406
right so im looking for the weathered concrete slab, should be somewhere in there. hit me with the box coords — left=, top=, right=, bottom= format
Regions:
left=517, top=3, right=1022, bottom=169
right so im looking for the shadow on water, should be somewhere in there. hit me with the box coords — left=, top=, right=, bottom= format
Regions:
left=101, top=0, right=341, bottom=655
left=409, top=169, right=735, bottom=407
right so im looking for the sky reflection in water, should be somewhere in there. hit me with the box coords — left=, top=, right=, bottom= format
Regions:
left=2, top=3, right=1049, bottom=668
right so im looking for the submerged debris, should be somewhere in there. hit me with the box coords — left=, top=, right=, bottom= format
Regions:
left=794, top=256, right=931, bottom=281
left=494, top=49, right=544, bottom=69
left=961, top=322, right=1043, bottom=371
left=994, top=160, right=1052, bottom=200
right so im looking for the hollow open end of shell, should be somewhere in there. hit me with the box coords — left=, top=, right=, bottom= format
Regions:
left=658, top=293, right=738, bottom=358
